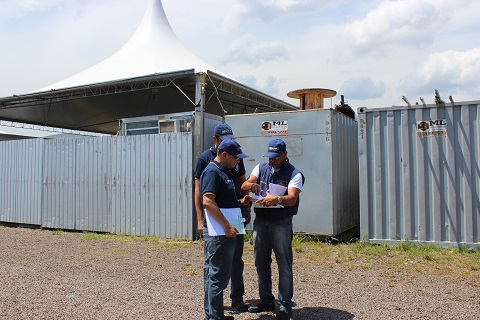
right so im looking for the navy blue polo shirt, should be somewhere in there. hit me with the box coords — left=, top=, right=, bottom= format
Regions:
left=195, top=146, right=246, bottom=198
left=200, top=161, right=239, bottom=209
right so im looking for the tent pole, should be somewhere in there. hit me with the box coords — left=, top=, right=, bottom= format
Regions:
left=194, top=72, right=206, bottom=166
left=193, top=72, right=206, bottom=238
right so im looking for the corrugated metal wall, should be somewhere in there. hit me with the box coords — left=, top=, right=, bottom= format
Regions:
left=0, top=139, right=43, bottom=224
left=358, top=102, right=480, bottom=246
left=111, top=134, right=193, bottom=238
left=0, top=134, right=193, bottom=239
left=43, top=137, right=113, bottom=231
left=331, top=111, right=359, bottom=234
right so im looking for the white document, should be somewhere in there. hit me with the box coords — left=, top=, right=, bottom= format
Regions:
left=268, top=183, right=287, bottom=196
left=252, top=183, right=286, bottom=209
left=205, top=207, right=245, bottom=236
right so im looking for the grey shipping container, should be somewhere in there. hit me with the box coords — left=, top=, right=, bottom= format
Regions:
left=357, top=101, right=480, bottom=247
left=226, top=108, right=359, bottom=236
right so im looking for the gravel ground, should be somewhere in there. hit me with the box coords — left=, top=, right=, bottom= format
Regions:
left=0, top=227, right=478, bottom=320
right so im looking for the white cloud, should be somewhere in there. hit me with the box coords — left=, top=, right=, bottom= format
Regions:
left=236, top=74, right=281, bottom=97
left=220, top=34, right=288, bottom=66
left=221, top=0, right=322, bottom=30
left=402, top=48, right=480, bottom=99
left=340, top=77, right=386, bottom=100
left=0, top=0, right=60, bottom=19
left=343, top=0, right=454, bottom=54
left=420, top=48, right=480, bottom=85
left=258, top=0, right=314, bottom=11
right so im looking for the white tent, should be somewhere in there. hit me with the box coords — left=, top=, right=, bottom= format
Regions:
left=0, top=0, right=296, bottom=134
left=38, top=0, right=222, bottom=92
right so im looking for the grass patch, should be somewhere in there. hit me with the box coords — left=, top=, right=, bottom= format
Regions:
left=67, top=230, right=480, bottom=279
left=289, top=238, right=480, bottom=278
left=77, top=231, right=194, bottom=248
left=244, top=231, right=253, bottom=244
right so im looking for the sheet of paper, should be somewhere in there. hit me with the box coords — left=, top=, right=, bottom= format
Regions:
left=268, top=183, right=287, bottom=196
left=251, top=194, right=263, bottom=201
left=205, top=207, right=245, bottom=236
left=251, top=183, right=286, bottom=209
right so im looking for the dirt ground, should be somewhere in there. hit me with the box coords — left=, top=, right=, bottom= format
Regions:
left=0, top=227, right=478, bottom=319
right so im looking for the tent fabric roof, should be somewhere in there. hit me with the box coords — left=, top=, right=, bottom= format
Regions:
left=37, top=0, right=222, bottom=92
left=0, top=0, right=297, bottom=134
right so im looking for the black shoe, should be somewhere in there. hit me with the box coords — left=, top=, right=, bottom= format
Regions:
left=215, top=316, right=234, bottom=320
left=232, top=301, right=249, bottom=312
left=275, top=306, right=293, bottom=320
left=248, top=302, right=276, bottom=313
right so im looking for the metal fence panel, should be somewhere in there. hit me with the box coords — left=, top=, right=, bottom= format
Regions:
left=0, top=139, right=43, bottom=225
left=358, top=102, right=480, bottom=246
left=74, top=137, right=113, bottom=232
left=1, top=134, right=194, bottom=239
left=111, top=133, right=193, bottom=238
left=42, top=137, right=112, bottom=231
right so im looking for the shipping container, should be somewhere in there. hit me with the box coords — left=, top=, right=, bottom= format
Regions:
left=227, top=108, right=359, bottom=236
left=357, top=101, right=480, bottom=247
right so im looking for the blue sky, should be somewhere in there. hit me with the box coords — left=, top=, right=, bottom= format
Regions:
left=1, top=0, right=479, bottom=110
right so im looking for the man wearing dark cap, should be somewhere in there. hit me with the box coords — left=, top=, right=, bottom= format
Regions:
left=201, top=139, right=251, bottom=320
left=241, top=139, right=304, bottom=320
left=194, top=123, right=251, bottom=313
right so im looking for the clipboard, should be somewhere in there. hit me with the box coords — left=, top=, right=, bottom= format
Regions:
left=205, top=207, right=246, bottom=236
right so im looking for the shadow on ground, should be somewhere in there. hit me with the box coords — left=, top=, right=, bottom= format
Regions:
left=228, top=306, right=355, bottom=320
left=293, top=307, right=355, bottom=319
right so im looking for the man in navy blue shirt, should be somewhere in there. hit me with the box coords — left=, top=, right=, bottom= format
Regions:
left=194, top=123, right=251, bottom=312
left=201, top=139, right=251, bottom=320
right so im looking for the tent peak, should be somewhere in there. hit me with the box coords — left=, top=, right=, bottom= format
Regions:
left=36, top=0, right=223, bottom=92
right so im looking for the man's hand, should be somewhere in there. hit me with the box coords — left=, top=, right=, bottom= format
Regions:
left=225, top=225, right=239, bottom=238
left=250, top=183, right=261, bottom=195
left=239, top=194, right=252, bottom=207
left=255, top=190, right=278, bottom=207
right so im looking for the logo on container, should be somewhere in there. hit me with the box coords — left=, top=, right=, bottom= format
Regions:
left=417, top=119, right=447, bottom=137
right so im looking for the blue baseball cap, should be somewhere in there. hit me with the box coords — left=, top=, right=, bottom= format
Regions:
left=213, top=123, right=235, bottom=140
left=218, top=139, right=248, bottom=159
left=264, top=139, right=286, bottom=158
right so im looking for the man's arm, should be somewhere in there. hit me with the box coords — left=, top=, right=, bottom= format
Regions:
left=203, top=194, right=238, bottom=238
left=237, top=174, right=252, bottom=225
left=238, top=174, right=247, bottom=194
left=241, top=174, right=261, bottom=195
left=194, top=178, right=204, bottom=236
left=257, top=187, right=301, bottom=207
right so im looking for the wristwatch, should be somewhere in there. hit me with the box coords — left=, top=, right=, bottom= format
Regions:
left=277, top=196, right=283, bottom=204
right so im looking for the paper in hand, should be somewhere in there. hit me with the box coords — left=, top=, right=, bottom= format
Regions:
left=252, top=183, right=286, bottom=209
left=268, top=183, right=287, bottom=196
